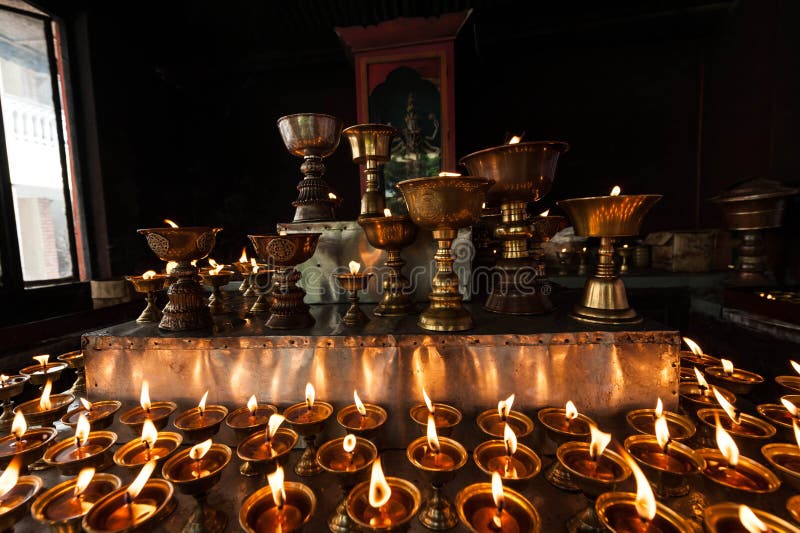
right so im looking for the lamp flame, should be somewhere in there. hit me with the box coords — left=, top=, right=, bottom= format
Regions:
left=794, top=420, right=800, bottom=451
left=140, top=381, right=151, bottom=412
left=426, top=414, right=441, bottom=454
left=189, top=439, right=212, bottom=461
left=713, top=387, right=741, bottom=424
left=279, top=230, right=287, bottom=236
left=683, top=337, right=703, bottom=356
left=539, top=209, right=550, bottom=217
left=504, top=424, right=517, bottom=456
left=268, top=465, right=286, bottom=508
left=423, top=388, right=435, bottom=414
left=39, top=379, right=52, bottom=410
left=75, top=413, right=91, bottom=447
left=738, top=505, right=769, bottom=533
left=610, top=186, right=621, bottom=196
left=74, top=467, right=95, bottom=498
left=251, top=257, right=259, bottom=273
left=343, top=434, right=357, bottom=454
left=694, top=367, right=709, bottom=389
left=239, top=248, right=248, bottom=263
left=782, top=398, right=799, bottom=418
left=491, top=471, right=504, bottom=528
left=33, top=354, right=49, bottom=368
left=438, top=171, right=461, bottom=177
left=655, top=414, right=670, bottom=452
left=247, top=395, right=258, bottom=416
left=497, top=393, right=515, bottom=420
left=0, top=457, right=20, bottom=500
left=507, top=135, right=522, bottom=145
left=328, top=192, right=337, bottom=200
left=354, top=390, right=367, bottom=416
left=305, top=383, right=315, bottom=410
left=348, top=261, right=361, bottom=275
left=368, top=457, right=391, bottom=509
left=715, top=414, right=739, bottom=467
left=163, top=219, right=179, bottom=228
left=79, top=398, right=92, bottom=412
left=721, top=359, right=735, bottom=376
left=565, top=400, right=578, bottom=420
left=166, top=261, right=178, bottom=274
left=141, top=419, right=158, bottom=449
left=208, top=259, right=223, bottom=275
left=142, top=270, right=157, bottom=280
left=198, top=390, right=209, bottom=415
left=623, top=451, right=657, bottom=521
left=588, top=423, right=611, bottom=460
left=127, top=460, right=157, bottom=501
left=266, top=414, right=285, bottom=442
left=655, top=397, right=664, bottom=418
left=791, top=360, right=800, bottom=376
left=11, top=411, right=26, bottom=439
left=383, top=208, right=392, bottom=217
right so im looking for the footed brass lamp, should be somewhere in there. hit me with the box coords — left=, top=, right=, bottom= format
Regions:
left=460, top=141, right=569, bottom=315
left=558, top=191, right=660, bottom=324
left=343, top=124, right=397, bottom=217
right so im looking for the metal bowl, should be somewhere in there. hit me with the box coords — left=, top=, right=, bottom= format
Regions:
left=277, top=113, right=343, bottom=158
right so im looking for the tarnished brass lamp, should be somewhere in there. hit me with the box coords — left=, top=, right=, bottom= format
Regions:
left=558, top=191, right=661, bottom=324
left=343, top=124, right=397, bottom=217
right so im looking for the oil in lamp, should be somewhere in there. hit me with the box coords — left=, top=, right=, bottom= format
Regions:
left=317, top=434, right=378, bottom=532
left=626, top=397, right=696, bottom=443
left=335, top=261, right=373, bottom=326
left=126, top=270, right=169, bottom=323
left=82, top=459, right=176, bottom=532
left=32, top=467, right=121, bottom=533
left=473, top=423, right=542, bottom=487
left=775, top=360, right=800, bottom=394
left=696, top=415, right=780, bottom=502
left=409, top=388, right=462, bottom=437
left=62, top=397, right=121, bottom=431
left=396, top=173, right=493, bottom=331
left=556, top=423, right=632, bottom=531
left=679, top=367, right=737, bottom=418
left=119, top=380, right=178, bottom=437
left=346, top=456, right=422, bottom=532
left=406, top=414, right=468, bottom=530
left=0, top=373, right=28, bottom=434
left=58, top=349, right=88, bottom=398
left=704, top=503, right=800, bottom=533
left=137, top=220, right=222, bottom=331
left=236, top=413, right=298, bottom=477
left=762, top=419, right=800, bottom=492
left=357, top=209, right=418, bottom=316
left=114, top=418, right=182, bottom=472
left=476, top=393, right=535, bottom=440
left=538, top=400, right=593, bottom=491
left=277, top=113, right=343, bottom=222
left=624, top=411, right=704, bottom=498
left=284, top=382, right=333, bottom=476
left=199, top=259, right=234, bottom=314
left=336, top=389, right=388, bottom=439
left=248, top=263, right=275, bottom=315
left=695, top=389, right=776, bottom=457
left=342, top=123, right=397, bottom=217
left=20, top=354, right=67, bottom=388
left=680, top=337, right=721, bottom=370
left=705, top=358, right=764, bottom=395
left=557, top=186, right=661, bottom=324
left=43, top=413, right=117, bottom=475
left=0, top=411, right=56, bottom=471
left=225, top=394, right=278, bottom=444
left=595, top=450, right=694, bottom=532
left=249, top=232, right=321, bottom=329
left=232, top=247, right=256, bottom=297
left=162, top=438, right=233, bottom=533
left=455, top=471, right=541, bottom=532
left=239, top=465, right=317, bottom=532
left=460, top=139, right=569, bottom=315
left=13, top=377, right=74, bottom=428
left=757, top=397, right=799, bottom=441
left=0, top=456, right=43, bottom=532
left=173, top=390, right=229, bottom=443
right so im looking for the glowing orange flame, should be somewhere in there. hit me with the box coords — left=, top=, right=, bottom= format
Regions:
left=655, top=414, right=670, bottom=452
left=247, top=395, right=258, bottom=416
left=507, top=135, right=522, bottom=145
left=348, top=261, right=361, bottom=275
left=0, top=457, right=21, bottom=499
left=142, top=270, right=156, bottom=280
left=75, top=413, right=91, bottom=448
left=80, top=398, right=92, bottom=411
left=329, top=192, right=337, bottom=200
left=140, top=381, right=151, bottom=412
left=610, top=186, right=621, bottom=196
left=682, top=337, right=703, bottom=356
left=565, top=400, right=578, bottom=420
left=623, top=451, right=656, bottom=521
left=34, top=354, right=50, bottom=368
left=189, top=439, right=212, bottom=461
left=208, top=259, right=223, bottom=275
left=268, top=465, right=286, bottom=508
left=782, top=398, right=798, bottom=418
left=11, top=411, right=26, bottom=439
left=128, top=460, right=157, bottom=501
left=491, top=471, right=504, bottom=528
left=713, top=387, right=740, bottom=424
left=39, top=379, right=53, bottom=410
left=368, top=457, right=391, bottom=508
left=74, top=467, right=96, bottom=497
left=266, top=414, right=285, bottom=442
left=423, top=388, right=435, bottom=414
left=426, top=414, right=441, bottom=455
left=794, top=419, right=800, bottom=451
left=790, top=360, right=800, bottom=376
left=343, top=434, right=356, bottom=454
left=497, top=393, right=515, bottom=420
left=504, top=424, right=517, bottom=456
left=239, top=248, right=248, bottom=263
left=383, top=208, right=392, bottom=217
left=715, top=414, right=739, bottom=467
left=163, top=219, right=179, bottom=228
left=588, top=423, right=611, bottom=460
left=655, top=397, right=664, bottom=418
left=738, top=505, right=768, bottom=533
left=438, top=171, right=461, bottom=177
left=694, top=367, right=709, bottom=389
left=305, top=383, right=315, bottom=410
left=141, top=419, right=158, bottom=449
left=251, top=257, right=259, bottom=273
left=354, top=390, right=367, bottom=417
left=539, top=209, right=550, bottom=217
left=721, top=359, right=735, bottom=376
left=198, top=390, right=209, bottom=415
left=166, top=261, right=178, bottom=274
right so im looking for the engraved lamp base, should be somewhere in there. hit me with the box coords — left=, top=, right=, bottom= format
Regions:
left=161, top=264, right=213, bottom=331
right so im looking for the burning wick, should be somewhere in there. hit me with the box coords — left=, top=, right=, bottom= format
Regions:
left=539, top=209, right=550, bottom=217
left=383, top=208, right=392, bottom=217
left=0, top=374, right=6, bottom=388
left=423, top=387, right=435, bottom=415
left=503, top=424, right=518, bottom=477
left=73, top=467, right=95, bottom=507
left=589, top=423, right=612, bottom=462
left=791, top=360, right=800, bottom=376
left=247, top=395, right=258, bottom=419
left=239, top=248, right=248, bottom=264
left=189, top=439, right=212, bottom=479
left=197, top=390, right=209, bottom=418
left=265, top=414, right=285, bottom=455
left=343, top=434, right=356, bottom=470
left=11, top=411, right=26, bottom=445
left=507, top=135, right=522, bottom=145
left=268, top=466, right=287, bottom=524
left=739, top=505, right=769, bottom=533
left=565, top=400, right=579, bottom=431
left=438, top=171, right=461, bottom=177
left=349, top=261, right=361, bottom=276
left=74, top=413, right=90, bottom=459
left=163, top=219, right=179, bottom=228
left=140, top=381, right=151, bottom=415
left=125, top=459, right=157, bottom=525
left=713, top=387, right=742, bottom=426
left=34, top=354, right=49, bottom=374
left=142, top=270, right=156, bottom=280
left=491, top=472, right=505, bottom=529
left=329, top=192, right=337, bottom=200
left=354, top=390, right=367, bottom=429
left=497, top=393, right=515, bottom=423
left=141, top=419, right=158, bottom=461
left=279, top=230, right=288, bottom=236
left=610, top=185, right=621, bottom=196
left=781, top=398, right=800, bottom=420
left=426, top=414, right=441, bottom=468
left=693, top=367, right=711, bottom=397
left=721, top=358, right=735, bottom=377
left=368, top=457, right=392, bottom=527
left=305, top=383, right=315, bottom=415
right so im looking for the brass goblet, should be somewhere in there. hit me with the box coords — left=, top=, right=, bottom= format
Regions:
left=0, top=375, right=29, bottom=433
left=277, top=113, right=343, bottom=223
left=335, top=272, right=373, bottom=326
left=283, top=400, right=334, bottom=477
left=557, top=193, right=661, bottom=324
left=531, top=214, right=568, bottom=278
left=137, top=226, right=222, bottom=331
left=57, top=350, right=87, bottom=398
left=199, top=269, right=234, bottom=315
left=396, top=175, right=493, bottom=331
left=249, top=268, right=275, bottom=315
left=248, top=233, right=321, bottom=329
left=406, top=435, right=468, bottom=530
left=357, top=214, right=418, bottom=316
left=232, top=259, right=256, bottom=297
left=342, top=124, right=397, bottom=217
left=126, top=274, right=169, bottom=323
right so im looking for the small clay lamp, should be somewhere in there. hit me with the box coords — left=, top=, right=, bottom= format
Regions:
left=335, top=261, right=373, bottom=326
left=626, top=397, right=696, bottom=443
left=236, top=414, right=298, bottom=477
left=624, top=412, right=704, bottom=498
left=62, top=398, right=121, bottom=431
left=695, top=389, right=776, bottom=457
left=199, top=259, right=234, bottom=314
left=31, top=467, right=121, bottom=533
left=0, top=456, right=43, bottom=532
left=0, top=411, right=57, bottom=471
left=14, top=377, right=74, bottom=429
left=456, top=472, right=541, bottom=533
left=43, top=413, right=117, bottom=475
left=317, top=434, right=378, bottom=532
left=537, top=400, right=593, bottom=491
left=697, top=415, right=780, bottom=502
left=474, top=423, right=541, bottom=488
left=762, top=419, right=800, bottom=492
left=409, top=388, right=462, bottom=437
left=20, top=354, right=67, bottom=387
left=406, top=414, right=469, bottom=530
left=0, top=373, right=29, bottom=434
left=476, top=393, right=534, bottom=440
left=232, top=247, right=256, bottom=297
left=113, top=418, right=182, bottom=473
left=239, top=465, right=316, bottom=533
left=680, top=336, right=721, bottom=370
left=757, top=397, right=799, bottom=441
left=162, top=438, right=233, bottom=533
left=705, top=503, right=800, bottom=533
left=118, top=380, right=177, bottom=438
left=283, top=382, right=334, bottom=476
left=776, top=361, right=800, bottom=394
left=679, top=368, right=737, bottom=418
left=595, top=453, right=694, bottom=533
left=126, top=270, right=169, bottom=323
left=336, top=389, right=387, bottom=440
left=225, top=394, right=278, bottom=444
left=705, top=358, right=764, bottom=395
left=346, top=457, right=421, bottom=532
left=173, top=390, right=229, bottom=443
left=556, top=423, right=632, bottom=531
left=82, top=459, right=176, bottom=533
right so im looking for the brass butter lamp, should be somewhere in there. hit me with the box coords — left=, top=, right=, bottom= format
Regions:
left=126, top=270, right=169, bottom=323
left=557, top=187, right=661, bottom=324
left=277, top=113, right=343, bottom=222
left=343, top=123, right=397, bottom=217
left=397, top=173, right=493, bottom=331
left=335, top=261, right=373, bottom=326
left=57, top=349, right=87, bottom=398
left=460, top=140, right=569, bottom=315
left=0, top=373, right=28, bottom=434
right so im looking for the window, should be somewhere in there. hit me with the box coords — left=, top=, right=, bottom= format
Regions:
left=0, top=1, right=85, bottom=291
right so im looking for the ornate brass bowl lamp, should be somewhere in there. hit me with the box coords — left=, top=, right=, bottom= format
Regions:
left=0, top=374, right=28, bottom=433
left=343, top=123, right=397, bottom=217
left=126, top=272, right=169, bottom=323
